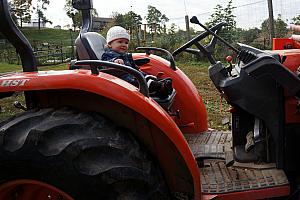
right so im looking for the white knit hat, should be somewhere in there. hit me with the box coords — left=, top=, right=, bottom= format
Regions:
left=106, top=26, right=130, bottom=44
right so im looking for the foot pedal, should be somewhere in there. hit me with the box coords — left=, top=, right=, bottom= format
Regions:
left=245, top=131, right=255, bottom=152
left=225, top=151, right=234, bottom=167
left=234, top=145, right=258, bottom=163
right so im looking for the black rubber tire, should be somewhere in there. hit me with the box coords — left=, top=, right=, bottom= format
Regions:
left=0, top=107, right=170, bottom=199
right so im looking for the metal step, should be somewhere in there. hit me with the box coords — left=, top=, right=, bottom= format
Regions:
left=200, top=159, right=289, bottom=194
left=185, top=130, right=232, bottom=159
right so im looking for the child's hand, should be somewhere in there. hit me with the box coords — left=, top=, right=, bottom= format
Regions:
left=114, top=59, right=124, bottom=64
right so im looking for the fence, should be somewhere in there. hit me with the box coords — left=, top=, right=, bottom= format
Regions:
left=167, top=0, right=300, bottom=31
left=0, top=39, right=74, bottom=66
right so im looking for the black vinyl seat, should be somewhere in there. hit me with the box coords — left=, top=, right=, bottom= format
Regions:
left=75, top=32, right=107, bottom=60
left=74, top=32, right=176, bottom=109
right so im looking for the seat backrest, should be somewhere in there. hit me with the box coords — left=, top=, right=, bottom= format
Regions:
left=75, top=32, right=107, bottom=60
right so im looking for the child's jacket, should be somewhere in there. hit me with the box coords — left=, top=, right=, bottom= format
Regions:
left=101, top=49, right=142, bottom=86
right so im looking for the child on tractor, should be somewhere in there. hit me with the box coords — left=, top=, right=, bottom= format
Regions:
left=101, top=26, right=173, bottom=98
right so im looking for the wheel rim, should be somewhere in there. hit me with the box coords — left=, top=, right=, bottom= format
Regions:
left=0, top=179, right=74, bottom=200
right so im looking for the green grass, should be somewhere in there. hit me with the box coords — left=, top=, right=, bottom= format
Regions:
left=0, top=62, right=68, bottom=73
left=177, top=61, right=231, bottom=130
left=1, top=28, right=77, bottom=66
left=0, top=62, right=22, bottom=72
left=20, top=28, right=79, bottom=46
left=0, top=62, right=69, bottom=121
left=0, top=92, right=25, bottom=122
left=40, top=63, right=68, bottom=70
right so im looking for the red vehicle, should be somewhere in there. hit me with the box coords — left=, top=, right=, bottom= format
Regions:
left=0, top=0, right=300, bottom=199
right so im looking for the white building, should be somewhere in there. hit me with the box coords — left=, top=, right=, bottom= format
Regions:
left=23, top=19, right=46, bottom=28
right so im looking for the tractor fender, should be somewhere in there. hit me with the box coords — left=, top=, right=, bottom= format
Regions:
left=0, top=70, right=201, bottom=200
left=133, top=53, right=208, bottom=134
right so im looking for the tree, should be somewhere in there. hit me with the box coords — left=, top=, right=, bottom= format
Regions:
left=235, top=27, right=265, bottom=49
left=113, top=11, right=142, bottom=29
left=204, top=0, right=236, bottom=59
left=292, top=15, right=300, bottom=25
left=8, top=1, right=19, bottom=26
left=65, top=0, right=79, bottom=30
left=168, top=23, right=177, bottom=35
left=125, top=11, right=142, bottom=28
left=112, top=12, right=125, bottom=26
left=274, top=15, right=288, bottom=38
left=145, top=5, right=169, bottom=34
left=64, top=0, right=98, bottom=30
left=206, top=5, right=224, bottom=27
left=156, top=24, right=186, bottom=53
left=12, top=0, right=32, bottom=27
left=223, top=0, right=236, bottom=33
left=33, top=0, right=52, bottom=30
left=111, top=11, right=142, bottom=46
left=238, top=28, right=261, bottom=44
left=124, top=11, right=142, bottom=45
left=206, top=0, right=236, bottom=43
left=258, top=15, right=288, bottom=49
left=261, top=14, right=288, bottom=39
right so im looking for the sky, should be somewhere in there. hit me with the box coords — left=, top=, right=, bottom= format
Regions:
left=38, top=0, right=212, bottom=29
left=33, top=0, right=234, bottom=27
left=29, top=0, right=300, bottom=30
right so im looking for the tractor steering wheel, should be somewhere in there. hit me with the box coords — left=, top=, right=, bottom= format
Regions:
left=172, top=22, right=226, bottom=64
left=74, top=60, right=149, bottom=97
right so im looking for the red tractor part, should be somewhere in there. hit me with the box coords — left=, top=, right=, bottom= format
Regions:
left=0, top=180, right=73, bottom=200
left=273, top=38, right=300, bottom=50
left=132, top=53, right=208, bottom=133
left=1, top=0, right=300, bottom=199
left=0, top=69, right=201, bottom=198
left=226, top=55, right=233, bottom=63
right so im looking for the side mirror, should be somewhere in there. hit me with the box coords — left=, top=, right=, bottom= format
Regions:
left=72, top=0, right=93, bottom=10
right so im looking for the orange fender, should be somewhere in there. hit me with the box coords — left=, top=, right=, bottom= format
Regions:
left=133, top=53, right=208, bottom=134
left=0, top=69, right=201, bottom=199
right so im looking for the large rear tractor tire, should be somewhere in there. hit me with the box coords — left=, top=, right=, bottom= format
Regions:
left=0, top=108, right=169, bottom=199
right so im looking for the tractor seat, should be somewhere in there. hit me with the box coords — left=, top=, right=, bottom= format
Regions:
left=74, top=32, right=150, bottom=66
left=73, top=32, right=176, bottom=109
left=75, top=32, right=107, bottom=60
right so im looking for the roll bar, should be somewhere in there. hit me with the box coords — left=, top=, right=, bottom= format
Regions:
left=0, top=0, right=37, bottom=72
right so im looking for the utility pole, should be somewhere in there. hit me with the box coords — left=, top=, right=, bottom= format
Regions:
left=185, top=15, right=191, bottom=40
left=136, top=25, right=141, bottom=46
left=267, top=0, right=275, bottom=46
left=143, top=24, right=147, bottom=43
left=69, top=29, right=74, bottom=59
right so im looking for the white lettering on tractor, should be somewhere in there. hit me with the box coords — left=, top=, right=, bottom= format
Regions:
left=11, top=80, right=20, bottom=86
left=19, top=79, right=30, bottom=86
left=1, top=79, right=30, bottom=87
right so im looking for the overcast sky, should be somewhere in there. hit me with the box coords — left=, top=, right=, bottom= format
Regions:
left=31, top=0, right=300, bottom=30
left=42, top=0, right=214, bottom=20
left=41, top=0, right=217, bottom=29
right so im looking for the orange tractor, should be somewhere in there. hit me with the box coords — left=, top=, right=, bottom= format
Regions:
left=0, top=0, right=300, bottom=199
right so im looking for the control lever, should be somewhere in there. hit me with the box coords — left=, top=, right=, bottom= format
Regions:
left=225, top=55, right=233, bottom=76
left=190, top=16, right=257, bottom=64
left=190, top=16, right=239, bottom=53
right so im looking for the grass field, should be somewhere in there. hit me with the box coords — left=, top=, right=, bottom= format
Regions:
left=178, top=61, right=231, bottom=130
left=0, top=62, right=67, bottom=72
left=20, top=28, right=78, bottom=46
left=0, top=62, right=68, bottom=121
left=0, top=61, right=230, bottom=130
